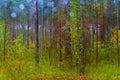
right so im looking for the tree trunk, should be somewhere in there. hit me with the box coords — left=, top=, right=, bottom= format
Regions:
left=26, top=12, right=30, bottom=47
left=100, top=3, right=104, bottom=42
left=95, top=1, right=99, bottom=66
left=34, top=0, right=39, bottom=67
left=3, top=4, right=9, bottom=61
left=65, top=0, right=72, bottom=64
left=116, top=0, right=119, bottom=66
left=80, top=1, right=85, bottom=74
left=58, top=0, right=62, bottom=62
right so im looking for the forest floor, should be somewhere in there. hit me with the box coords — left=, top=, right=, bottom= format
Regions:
left=0, top=47, right=119, bottom=80
left=0, top=59, right=120, bottom=80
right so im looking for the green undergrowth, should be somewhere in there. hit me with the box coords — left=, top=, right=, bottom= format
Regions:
left=85, top=63, right=120, bottom=80
left=0, top=60, right=80, bottom=80
left=0, top=35, right=119, bottom=80
left=0, top=56, right=120, bottom=80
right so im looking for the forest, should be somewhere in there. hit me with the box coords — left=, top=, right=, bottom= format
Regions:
left=0, top=0, right=120, bottom=80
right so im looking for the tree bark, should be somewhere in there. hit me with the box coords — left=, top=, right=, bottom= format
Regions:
left=65, top=0, right=72, bottom=64
left=58, top=0, right=62, bottom=62
left=80, top=1, right=85, bottom=74
left=34, top=0, right=39, bottom=67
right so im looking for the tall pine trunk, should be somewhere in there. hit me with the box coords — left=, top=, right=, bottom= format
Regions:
left=50, top=0, right=54, bottom=48
left=100, top=3, right=104, bottom=42
left=58, top=0, right=62, bottom=62
left=34, top=0, right=39, bottom=67
left=95, top=1, right=99, bottom=66
left=4, top=3, right=9, bottom=61
left=26, top=11, right=30, bottom=47
left=80, top=0, right=85, bottom=74
left=65, top=0, right=72, bottom=64
left=116, top=0, right=119, bottom=66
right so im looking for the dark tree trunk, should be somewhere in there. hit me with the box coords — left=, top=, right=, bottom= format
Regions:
left=41, top=4, right=45, bottom=52
left=58, top=0, right=62, bottom=62
left=100, top=3, right=105, bottom=42
left=65, top=0, right=72, bottom=64
left=3, top=3, right=9, bottom=61
left=11, top=20, right=15, bottom=41
left=85, top=0, right=90, bottom=47
left=116, top=0, right=119, bottom=66
left=26, top=12, right=30, bottom=47
left=80, top=1, right=85, bottom=74
left=95, top=1, right=99, bottom=66
left=34, top=0, right=39, bottom=67
left=50, top=0, right=54, bottom=48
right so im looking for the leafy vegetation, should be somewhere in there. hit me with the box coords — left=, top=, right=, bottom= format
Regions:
left=0, top=0, right=120, bottom=80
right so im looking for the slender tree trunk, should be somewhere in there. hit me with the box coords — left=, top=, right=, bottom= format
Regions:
left=41, top=4, right=45, bottom=52
left=116, top=0, right=119, bottom=66
left=80, top=1, right=85, bottom=74
left=95, top=1, right=99, bottom=66
left=100, top=3, right=104, bottom=42
left=65, top=0, right=72, bottom=64
left=50, top=0, right=54, bottom=48
left=34, top=0, right=39, bottom=67
left=58, top=0, right=62, bottom=62
left=91, top=4, right=95, bottom=48
left=26, top=12, right=30, bottom=47
left=85, top=0, right=90, bottom=47
left=11, top=20, right=15, bottom=41
left=3, top=4, right=9, bottom=61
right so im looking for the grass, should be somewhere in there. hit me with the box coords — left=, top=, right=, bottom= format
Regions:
left=0, top=60, right=80, bottom=80
left=0, top=40, right=119, bottom=80
left=85, top=63, right=120, bottom=80
left=0, top=57, right=120, bottom=80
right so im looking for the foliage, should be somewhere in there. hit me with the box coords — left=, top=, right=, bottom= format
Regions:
left=0, top=0, right=120, bottom=79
